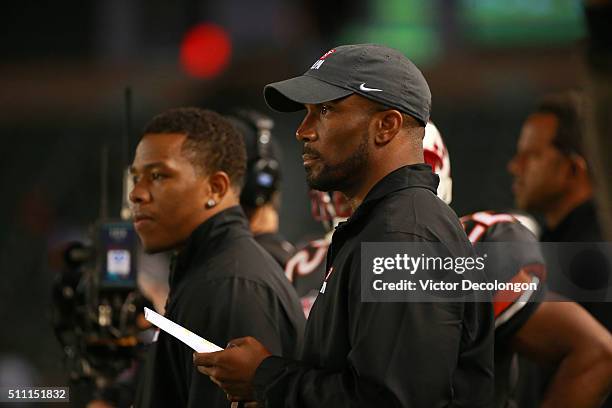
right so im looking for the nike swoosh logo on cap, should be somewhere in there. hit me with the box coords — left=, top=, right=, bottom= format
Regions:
left=359, top=83, right=383, bottom=92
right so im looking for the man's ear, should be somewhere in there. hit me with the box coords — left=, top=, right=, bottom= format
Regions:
left=568, top=154, right=589, bottom=177
left=373, top=110, right=403, bottom=146
left=207, top=171, right=231, bottom=204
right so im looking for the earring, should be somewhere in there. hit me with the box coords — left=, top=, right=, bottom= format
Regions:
left=205, top=199, right=216, bottom=209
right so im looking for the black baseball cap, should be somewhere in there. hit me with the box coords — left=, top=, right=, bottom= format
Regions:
left=264, top=44, right=431, bottom=125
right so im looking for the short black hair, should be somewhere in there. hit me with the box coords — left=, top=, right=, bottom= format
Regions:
left=143, top=107, right=246, bottom=189
left=535, top=91, right=586, bottom=158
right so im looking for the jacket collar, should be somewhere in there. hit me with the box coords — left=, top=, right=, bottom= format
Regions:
left=169, top=206, right=251, bottom=286
left=341, top=163, right=439, bottom=228
left=542, top=199, right=600, bottom=240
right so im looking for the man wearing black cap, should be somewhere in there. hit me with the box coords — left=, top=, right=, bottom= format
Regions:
left=194, top=44, right=494, bottom=407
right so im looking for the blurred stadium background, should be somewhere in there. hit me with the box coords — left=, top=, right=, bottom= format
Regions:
left=0, top=0, right=589, bottom=390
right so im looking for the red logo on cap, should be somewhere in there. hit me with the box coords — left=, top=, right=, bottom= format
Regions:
left=319, top=49, right=336, bottom=60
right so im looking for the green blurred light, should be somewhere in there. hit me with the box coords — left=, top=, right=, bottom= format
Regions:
left=338, top=0, right=440, bottom=65
left=339, top=25, right=439, bottom=65
left=460, top=0, right=586, bottom=46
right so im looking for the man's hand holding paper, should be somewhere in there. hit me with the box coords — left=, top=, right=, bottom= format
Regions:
left=194, top=336, right=272, bottom=401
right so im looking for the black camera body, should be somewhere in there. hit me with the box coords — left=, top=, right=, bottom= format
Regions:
left=53, top=220, right=148, bottom=388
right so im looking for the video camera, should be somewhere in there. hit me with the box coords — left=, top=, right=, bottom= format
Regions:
left=51, top=90, right=154, bottom=404
left=52, top=220, right=149, bottom=386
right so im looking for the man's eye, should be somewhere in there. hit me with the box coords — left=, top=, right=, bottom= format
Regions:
left=320, top=105, right=330, bottom=115
left=151, top=172, right=166, bottom=181
left=131, top=175, right=140, bottom=184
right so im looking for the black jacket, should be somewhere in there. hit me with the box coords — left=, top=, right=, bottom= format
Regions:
left=253, top=164, right=495, bottom=407
left=541, top=200, right=611, bottom=333
left=135, top=206, right=305, bottom=408
left=541, top=200, right=603, bottom=243
left=254, top=232, right=296, bottom=268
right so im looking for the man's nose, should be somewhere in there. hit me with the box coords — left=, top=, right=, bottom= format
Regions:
left=296, top=112, right=316, bottom=142
left=507, top=155, right=521, bottom=176
left=129, top=180, right=151, bottom=204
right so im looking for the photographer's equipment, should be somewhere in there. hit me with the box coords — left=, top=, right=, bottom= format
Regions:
left=52, top=221, right=147, bottom=405
left=52, top=88, right=151, bottom=406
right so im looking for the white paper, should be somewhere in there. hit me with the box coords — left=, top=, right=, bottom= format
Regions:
left=143, top=307, right=222, bottom=353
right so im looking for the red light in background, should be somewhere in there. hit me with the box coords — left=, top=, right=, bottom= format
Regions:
left=180, top=23, right=231, bottom=79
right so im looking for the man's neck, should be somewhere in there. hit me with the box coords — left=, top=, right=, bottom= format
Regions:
left=545, top=192, right=592, bottom=230
left=347, top=158, right=422, bottom=210
left=248, top=204, right=279, bottom=235
left=173, top=199, right=238, bottom=255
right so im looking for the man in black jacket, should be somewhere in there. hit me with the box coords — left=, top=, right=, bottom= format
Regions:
left=508, top=91, right=611, bottom=332
left=195, top=44, right=494, bottom=407
left=130, top=107, right=305, bottom=407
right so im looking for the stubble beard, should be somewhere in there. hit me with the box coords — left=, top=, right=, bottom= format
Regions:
left=306, top=135, right=369, bottom=193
